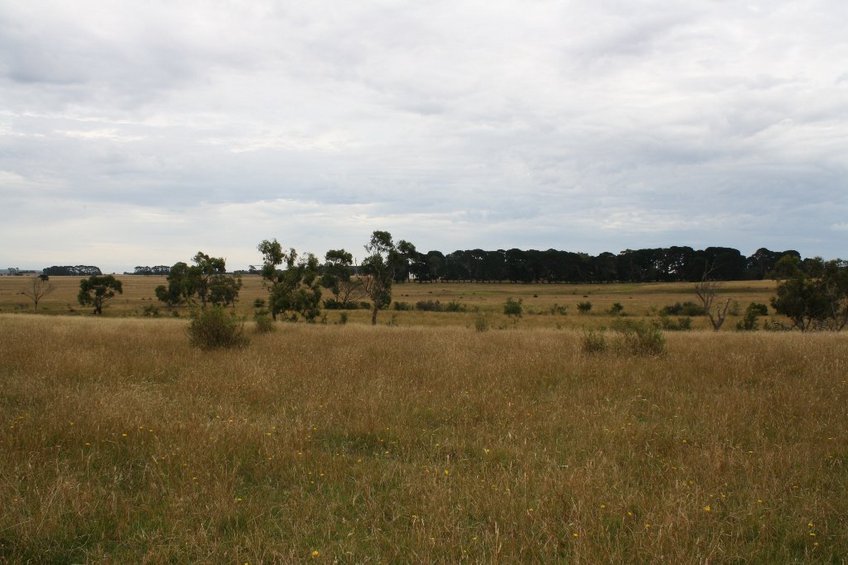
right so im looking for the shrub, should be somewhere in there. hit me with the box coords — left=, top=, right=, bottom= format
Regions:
left=504, top=298, right=523, bottom=319
left=550, top=303, right=568, bottom=315
left=737, top=302, right=769, bottom=331
left=660, top=301, right=706, bottom=316
left=254, top=312, right=275, bottom=333
left=416, top=299, right=444, bottom=312
left=474, top=313, right=490, bottom=332
left=339, top=312, right=349, bottom=325
left=608, top=302, right=624, bottom=315
left=393, top=301, right=413, bottom=311
left=657, top=315, right=692, bottom=331
left=614, top=320, right=666, bottom=356
left=580, top=329, right=607, bottom=354
left=445, top=301, right=466, bottom=312
left=577, top=301, right=592, bottom=314
left=187, top=306, right=248, bottom=350
left=141, top=304, right=160, bottom=317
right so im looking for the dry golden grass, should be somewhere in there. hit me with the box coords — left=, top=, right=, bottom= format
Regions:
left=0, top=276, right=779, bottom=331
left=1, top=314, right=846, bottom=562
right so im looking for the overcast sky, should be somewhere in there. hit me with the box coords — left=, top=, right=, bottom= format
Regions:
left=1, top=0, right=846, bottom=272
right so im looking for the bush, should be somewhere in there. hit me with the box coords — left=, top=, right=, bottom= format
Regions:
left=254, top=312, right=275, bottom=333
left=737, top=302, right=769, bottom=331
left=660, top=302, right=705, bottom=316
left=608, top=302, right=624, bottom=315
left=393, top=301, right=413, bottom=311
left=338, top=312, right=349, bottom=325
left=141, top=304, right=160, bottom=317
left=657, top=315, right=692, bottom=331
left=549, top=303, right=568, bottom=315
left=474, top=313, right=490, bottom=332
left=577, top=301, right=592, bottom=314
left=323, top=299, right=362, bottom=310
left=504, top=298, right=523, bottom=319
left=445, top=301, right=466, bottom=312
left=580, top=329, right=607, bottom=354
left=614, top=320, right=666, bottom=356
left=416, top=299, right=444, bottom=312
left=187, top=306, right=248, bottom=350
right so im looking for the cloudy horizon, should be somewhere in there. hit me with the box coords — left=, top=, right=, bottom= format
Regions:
left=2, top=1, right=846, bottom=273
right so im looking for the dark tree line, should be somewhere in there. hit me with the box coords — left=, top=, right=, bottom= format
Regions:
left=402, top=246, right=801, bottom=283
left=43, top=265, right=102, bottom=276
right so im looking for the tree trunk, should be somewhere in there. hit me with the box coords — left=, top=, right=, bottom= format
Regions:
left=371, top=304, right=378, bottom=325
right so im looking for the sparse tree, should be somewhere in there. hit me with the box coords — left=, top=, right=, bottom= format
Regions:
left=504, top=297, right=523, bottom=320
left=694, top=265, right=732, bottom=331
left=20, top=274, right=54, bottom=311
left=361, top=230, right=397, bottom=325
left=257, top=239, right=322, bottom=322
left=771, top=256, right=848, bottom=331
left=321, top=249, right=362, bottom=307
left=78, top=275, right=123, bottom=315
left=155, top=253, right=241, bottom=309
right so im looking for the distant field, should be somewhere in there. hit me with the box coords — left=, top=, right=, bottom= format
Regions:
left=0, top=275, right=780, bottom=330
left=1, top=315, right=846, bottom=562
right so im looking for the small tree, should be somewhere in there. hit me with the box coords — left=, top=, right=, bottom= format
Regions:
left=20, top=274, right=54, bottom=311
left=504, top=297, right=523, bottom=320
left=78, top=275, right=123, bottom=315
left=155, top=253, right=241, bottom=309
left=771, top=256, right=848, bottom=331
left=695, top=277, right=731, bottom=331
left=321, top=249, right=362, bottom=307
left=257, top=239, right=322, bottom=322
left=361, top=231, right=398, bottom=325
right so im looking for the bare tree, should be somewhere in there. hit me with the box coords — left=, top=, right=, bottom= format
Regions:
left=695, top=278, right=731, bottom=331
left=20, top=275, right=54, bottom=311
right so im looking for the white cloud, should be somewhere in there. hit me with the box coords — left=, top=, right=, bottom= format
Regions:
left=1, top=0, right=847, bottom=270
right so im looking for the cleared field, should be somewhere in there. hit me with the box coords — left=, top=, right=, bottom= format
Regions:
left=0, top=275, right=779, bottom=330
left=1, top=315, right=846, bottom=562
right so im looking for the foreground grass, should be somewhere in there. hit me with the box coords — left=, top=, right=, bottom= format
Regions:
left=1, top=315, right=846, bottom=562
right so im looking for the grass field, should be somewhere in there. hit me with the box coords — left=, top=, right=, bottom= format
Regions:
left=0, top=275, right=780, bottom=330
left=1, top=310, right=847, bottom=562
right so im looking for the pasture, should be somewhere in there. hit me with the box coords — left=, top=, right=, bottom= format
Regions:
left=1, top=278, right=847, bottom=562
left=0, top=275, right=779, bottom=330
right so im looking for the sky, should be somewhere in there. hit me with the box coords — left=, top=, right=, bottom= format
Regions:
left=1, top=0, right=846, bottom=273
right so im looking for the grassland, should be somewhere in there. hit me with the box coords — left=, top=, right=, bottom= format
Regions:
left=0, top=275, right=780, bottom=330
left=1, top=311, right=847, bottom=562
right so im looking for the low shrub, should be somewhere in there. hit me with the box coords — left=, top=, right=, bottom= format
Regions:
left=660, top=301, right=705, bottom=316
left=737, top=302, right=769, bottom=331
left=608, top=302, right=624, bottom=315
left=614, top=320, right=666, bottom=356
left=474, top=313, right=490, bottom=332
left=657, top=315, right=692, bottom=331
left=254, top=312, right=275, bottom=333
left=577, top=301, right=592, bottom=314
left=393, top=301, right=413, bottom=311
left=580, top=329, right=607, bottom=354
left=187, top=306, right=248, bottom=350
left=504, top=298, right=523, bottom=319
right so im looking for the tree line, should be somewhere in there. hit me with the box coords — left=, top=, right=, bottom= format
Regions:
left=124, top=245, right=804, bottom=283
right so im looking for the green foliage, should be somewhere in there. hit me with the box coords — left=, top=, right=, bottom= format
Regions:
left=577, top=301, right=592, bottom=314
left=613, top=320, right=666, bottom=356
left=503, top=297, right=523, bottom=319
left=361, top=231, right=400, bottom=325
left=78, top=275, right=123, bottom=315
left=660, top=302, right=706, bottom=316
left=657, top=315, right=692, bottom=331
left=771, top=257, right=848, bottom=331
left=393, top=301, right=413, bottom=311
left=155, top=253, right=241, bottom=309
left=321, top=249, right=362, bottom=305
left=608, top=302, right=624, bottom=315
left=257, top=239, right=322, bottom=322
left=549, top=303, right=568, bottom=315
left=580, top=329, right=607, bottom=354
left=338, top=312, right=349, bottom=325
left=737, top=302, right=769, bottom=331
left=187, top=306, right=248, bottom=350
left=253, top=312, right=275, bottom=333
left=414, top=299, right=466, bottom=313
